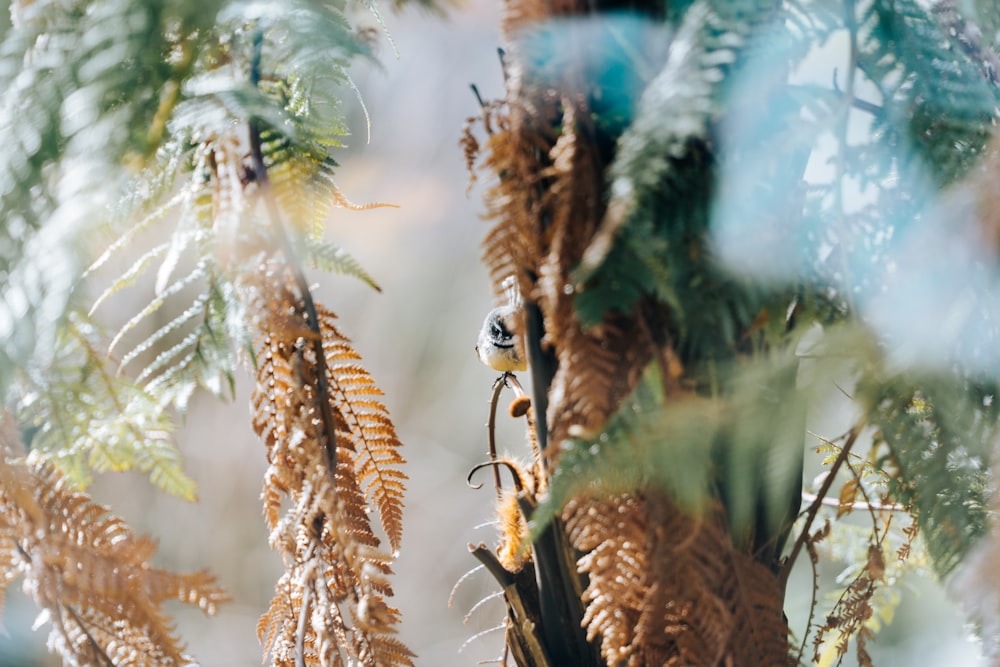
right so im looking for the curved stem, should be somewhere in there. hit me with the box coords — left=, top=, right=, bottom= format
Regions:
left=486, top=373, right=509, bottom=498
left=505, top=373, right=540, bottom=461
left=468, top=459, right=526, bottom=493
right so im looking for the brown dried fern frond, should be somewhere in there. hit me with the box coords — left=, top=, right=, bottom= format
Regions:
left=727, top=548, right=793, bottom=665
left=315, top=304, right=406, bottom=553
left=812, top=543, right=882, bottom=667
left=564, top=493, right=648, bottom=665
left=534, top=100, right=604, bottom=338
left=479, top=110, right=555, bottom=303
left=566, top=490, right=791, bottom=667
left=0, top=431, right=227, bottom=667
left=249, top=261, right=411, bottom=667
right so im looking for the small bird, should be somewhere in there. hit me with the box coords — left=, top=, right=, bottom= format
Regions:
left=476, top=277, right=527, bottom=372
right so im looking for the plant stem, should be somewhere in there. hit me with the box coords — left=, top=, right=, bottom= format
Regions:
left=780, top=424, right=862, bottom=589
left=487, top=374, right=508, bottom=497
left=248, top=28, right=338, bottom=477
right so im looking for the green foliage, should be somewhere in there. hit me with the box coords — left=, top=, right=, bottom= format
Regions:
left=538, top=362, right=717, bottom=526
left=15, top=312, right=196, bottom=499
left=1, top=0, right=391, bottom=499
left=90, top=0, right=376, bottom=412
left=555, top=0, right=1000, bottom=586
left=536, top=345, right=810, bottom=548
left=0, top=0, right=223, bottom=394
left=573, top=1, right=787, bottom=360
left=857, top=0, right=1000, bottom=186
left=863, top=373, right=998, bottom=577
left=304, top=238, right=383, bottom=291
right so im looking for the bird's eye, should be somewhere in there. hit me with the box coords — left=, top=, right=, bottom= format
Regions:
left=494, top=315, right=514, bottom=340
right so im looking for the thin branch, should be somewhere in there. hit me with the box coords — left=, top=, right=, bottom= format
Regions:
left=780, top=425, right=862, bottom=589
left=800, top=492, right=905, bottom=513
left=248, top=28, right=338, bottom=477
left=497, top=47, right=509, bottom=84
left=843, top=455, right=889, bottom=548
left=831, top=70, right=883, bottom=118
left=471, top=83, right=488, bottom=110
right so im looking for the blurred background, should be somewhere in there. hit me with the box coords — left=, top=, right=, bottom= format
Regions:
left=0, top=0, right=992, bottom=665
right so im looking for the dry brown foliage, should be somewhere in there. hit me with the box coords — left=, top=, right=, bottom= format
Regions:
left=0, top=418, right=228, bottom=666
left=248, top=261, right=411, bottom=667
left=564, top=492, right=790, bottom=667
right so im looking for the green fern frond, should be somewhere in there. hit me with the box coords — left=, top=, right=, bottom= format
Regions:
left=864, top=373, right=998, bottom=577
left=304, top=239, right=382, bottom=292
left=0, top=0, right=222, bottom=400
left=572, top=0, right=782, bottom=362
left=857, top=0, right=1000, bottom=185
left=16, top=313, right=196, bottom=499
left=85, top=0, right=382, bottom=425
left=534, top=361, right=718, bottom=534
left=108, top=261, right=209, bottom=356
left=88, top=242, right=172, bottom=316
left=121, top=293, right=210, bottom=371
left=534, top=345, right=807, bottom=538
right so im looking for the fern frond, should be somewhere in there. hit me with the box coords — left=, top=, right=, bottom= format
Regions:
left=572, top=1, right=779, bottom=352
left=108, top=261, right=209, bottom=356
left=566, top=490, right=789, bottom=667
left=477, top=103, right=555, bottom=303
left=864, top=373, right=997, bottom=577
left=88, top=241, right=172, bottom=316
left=564, top=494, right=648, bottom=664
left=122, top=292, right=209, bottom=371
left=249, top=262, right=410, bottom=666
left=0, top=442, right=227, bottom=666
left=857, top=0, right=1000, bottom=185
left=316, top=306, right=407, bottom=552
left=0, top=0, right=225, bottom=393
left=16, top=313, right=196, bottom=499
left=90, top=139, right=245, bottom=413
left=726, top=548, right=792, bottom=664
left=303, top=238, right=382, bottom=292
left=539, top=387, right=711, bottom=533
